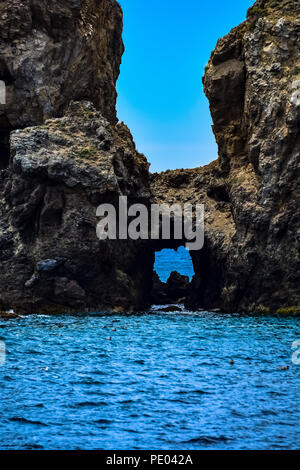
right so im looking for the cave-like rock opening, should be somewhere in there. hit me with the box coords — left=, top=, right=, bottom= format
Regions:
left=152, top=246, right=195, bottom=306
left=154, top=246, right=195, bottom=283
left=150, top=234, right=226, bottom=311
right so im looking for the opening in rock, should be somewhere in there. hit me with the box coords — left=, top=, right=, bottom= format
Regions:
left=152, top=246, right=195, bottom=306
left=155, top=246, right=194, bottom=282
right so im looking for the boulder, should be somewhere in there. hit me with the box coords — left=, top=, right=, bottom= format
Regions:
left=151, top=270, right=190, bottom=305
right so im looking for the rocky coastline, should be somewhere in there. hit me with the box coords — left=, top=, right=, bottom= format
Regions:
left=0, top=0, right=299, bottom=315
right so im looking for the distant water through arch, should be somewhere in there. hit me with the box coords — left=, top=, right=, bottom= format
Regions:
left=154, top=246, right=195, bottom=282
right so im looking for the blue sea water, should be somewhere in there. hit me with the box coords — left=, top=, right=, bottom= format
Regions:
left=0, top=310, right=299, bottom=450
left=154, top=247, right=195, bottom=282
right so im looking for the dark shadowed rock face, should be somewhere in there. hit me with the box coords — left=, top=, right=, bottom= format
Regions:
left=0, top=0, right=124, bottom=167
left=152, top=0, right=300, bottom=313
left=0, top=101, right=154, bottom=313
left=151, top=270, right=190, bottom=305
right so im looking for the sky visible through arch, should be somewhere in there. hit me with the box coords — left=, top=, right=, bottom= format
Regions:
left=117, top=0, right=254, bottom=173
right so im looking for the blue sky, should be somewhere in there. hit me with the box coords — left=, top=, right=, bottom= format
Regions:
left=117, top=0, right=254, bottom=172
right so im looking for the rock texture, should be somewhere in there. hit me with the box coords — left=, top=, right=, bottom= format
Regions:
left=0, top=0, right=124, bottom=168
left=0, top=101, right=153, bottom=313
left=152, top=0, right=300, bottom=313
left=1, top=0, right=299, bottom=314
left=151, top=166, right=236, bottom=310
left=151, top=270, right=190, bottom=305
left=0, top=0, right=156, bottom=314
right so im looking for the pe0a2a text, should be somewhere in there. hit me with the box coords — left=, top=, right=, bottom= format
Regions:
left=106, top=454, right=194, bottom=467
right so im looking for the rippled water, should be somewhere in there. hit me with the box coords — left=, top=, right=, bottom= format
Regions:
left=0, top=310, right=299, bottom=450
left=154, top=247, right=195, bottom=282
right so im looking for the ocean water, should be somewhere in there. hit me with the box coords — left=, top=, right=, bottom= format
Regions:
left=0, top=310, right=299, bottom=450
left=154, top=247, right=195, bottom=282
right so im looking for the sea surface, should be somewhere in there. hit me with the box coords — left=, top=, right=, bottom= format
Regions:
left=154, top=247, right=195, bottom=282
left=0, top=311, right=299, bottom=450
left=0, top=250, right=299, bottom=450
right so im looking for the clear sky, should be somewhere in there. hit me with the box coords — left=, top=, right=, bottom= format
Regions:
left=117, top=0, right=254, bottom=173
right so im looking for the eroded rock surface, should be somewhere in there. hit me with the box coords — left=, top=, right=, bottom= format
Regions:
left=152, top=0, right=300, bottom=312
left=0, top=0, right=156, bottom=314
left=151, top=270, right=190, bottom=305
left=0, top=101, right=153, bottom=313
left=151, top=166, right=236, bottom=310
left=0, top=0, right=124, bottom=168
left=1, top=0, right=299, bottom=314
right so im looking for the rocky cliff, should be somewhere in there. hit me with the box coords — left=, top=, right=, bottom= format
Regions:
left=0, top=0, right=124, bottom=169
left=0, top=0, right=154, bottom=314
left=0, top=101, right=153, bottom=313
left=152, top=0, right=300, bottom=313
left=1, top=0, right=299, bottom=314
